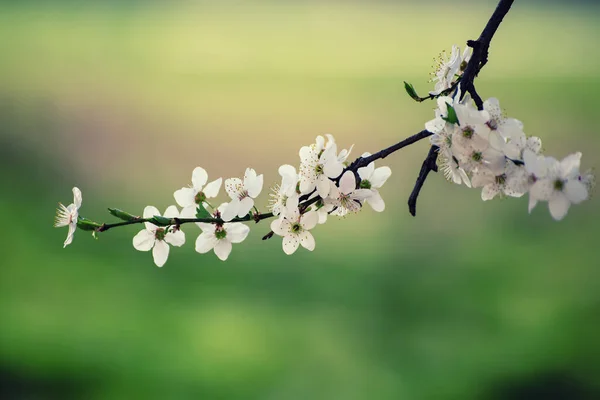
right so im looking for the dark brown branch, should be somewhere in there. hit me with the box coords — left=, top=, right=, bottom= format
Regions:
left=409, top=0, right=515, bottom=216
left=347, top=130, right=434, bottom=172
left=408, top=146, right=439, bottom=216
left=460, top=0, right=515, bottom=110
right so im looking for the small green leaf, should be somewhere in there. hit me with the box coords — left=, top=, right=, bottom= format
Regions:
left=150, top=216, right=172, bottom=226
left=196, top=204, right=211, bottom=219
left=108, top=208, right=139, bottom=221
left=442, top=103, right=459, bottom=124
left=77, top=217, right=102, bottom=231
left=404, top=81, right=420, bottom=101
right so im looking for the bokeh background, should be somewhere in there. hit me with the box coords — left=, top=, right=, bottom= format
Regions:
left=1, top=0, right=599, bottom=399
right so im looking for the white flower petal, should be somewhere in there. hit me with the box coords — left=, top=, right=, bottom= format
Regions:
left=192, top=167, right=208, bottom=190
left=367, top=191, right=385, bottom=212
left=72, top=187, right=82, bottom=209
left=271, top=218, right=290, bottom=236
left=225, top=178, right=243, bottom=199
left=195, top=232, right=217, bottom=253
left=299, top=231, right=315, bottom=251
left=530, top=180, right=554, bottom=201
left=180, top=205, right=197, bottom=219
left=323, top=160, right=343, bottom=179
left=564, top=180, right=588, bottom=204
left=282, top=234, right=300, bottom=255
left=196, top=222, right=214, bottom=232
left=299, top=176, right=314, bottom=195
left=370, top=166, right=392, bottom=188
left=358, top=162, right=375, bottom=181
left=316, top=176, right=331, bottom=198
left=352, top=189, right=372, bottom=201
left=528, top=196, right=538, bottom=214
left=143, top=206, right=160, bottom=231
left=163, top=205, right=179, bottom=219
left=64, top=223, right=76, bottom=248
left=237, top=196, right=254, bottom=218
left=203, top=178, right=222, bottom=198
left=152, top=240, right=170, bottom=267
left=133, top=229, right=155, bottom=251
left=227, top=223, right=250, bottom=243
left=133, top=229, right=156, bottom=250
left=300, top=211, right=318, bottom=230
left=559, top=153, right=581, bottom=178
left=338, top=171, right=356, bottom=195
left=165, top=229, right=185, bottom=247
left=246, top=174, right=263, bottom=198
left=481, top=185, right=499, bottom=201
left=174, top=187, right=196, bottom=208
left=548, top=193, right=570, bottom=221
left=213, top=240, right=233, bottom=261
left=221, top=198, right=240, bottom=222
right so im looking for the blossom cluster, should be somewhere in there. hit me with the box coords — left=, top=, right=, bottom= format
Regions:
left=54, top=135, right=392, bottom=266
left=269, top=134, right=391, bottom=255
left=425, top=92, right=593, bottom=220
left=53, top=41, right=594, bottom=265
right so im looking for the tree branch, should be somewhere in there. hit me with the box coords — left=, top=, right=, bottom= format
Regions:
left=408, top=146, right=439, bottom=216
left=408, top=0, right=515, bottom=216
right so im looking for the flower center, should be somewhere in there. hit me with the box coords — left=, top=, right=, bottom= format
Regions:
left=460, top=60, right=468, bottom=72
left=238, top=190, right=249, bottom=201
left=291, top=222, right=302, bottom=233
left=554, top=179, right=564, bottom=191
left=486, top=119, right=498, bottom=131
left=155, top=228, right=166, bottom=241
left=215, top=227, right=227, bottom=240
left=195, top=191, right=206, bottom=204
left=462, top=126, right=474, bottom=139
left=471, top=151, right=483, bottom=162
left=315, top=164, right=324, bottom=175
left=359, top=179, right=372, bottom=189
left=495, top=174, right=506, bottom=185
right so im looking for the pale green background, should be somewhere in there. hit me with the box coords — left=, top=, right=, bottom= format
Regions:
left=1, top=1, right=599, bottom=399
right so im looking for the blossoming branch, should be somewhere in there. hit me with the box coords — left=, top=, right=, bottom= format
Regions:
left=54, top=0, right=593, bottom=266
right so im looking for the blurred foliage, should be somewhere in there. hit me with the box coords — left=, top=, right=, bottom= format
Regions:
left=1, top=1, right=599, bottom=399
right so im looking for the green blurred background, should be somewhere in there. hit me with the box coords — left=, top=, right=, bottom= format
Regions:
left=1, top=0, right=599, bottom=399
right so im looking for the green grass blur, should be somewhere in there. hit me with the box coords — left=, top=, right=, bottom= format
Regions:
left=1, top=1, right=599, bottom=399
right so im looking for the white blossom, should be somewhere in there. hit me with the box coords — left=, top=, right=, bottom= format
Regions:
left=299, top=135, right=344, bottom=197
left=357, top=153, right=392, bottom=212
left=429, top=45, right=472, bottom=96
left=54, top=187, right=82, bottom=248
left=174, top=167, right=222, bottom=218
left=525, top=151, right=589, bottom=220
left=330, top=171, right=372, bottom=216
left=471, top=160, right=528, bottom=201
left=195, top=204, right=250, bottom=261
left=269, top=164, right=300, bottom=219
left=271, top=208, right=319, bottom=255
left=132, top=205, right=185, bottom=267
left=222, top=168, right=264, bottom=221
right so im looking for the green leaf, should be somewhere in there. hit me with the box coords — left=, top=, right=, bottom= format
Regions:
left=76, top=217, right=102, bottom=231
left=108, top=208, right=139, bottom=221
left=403, top=81, right=420, bottom=102
left=442, top=103, right=459, bottom=125
left=196, top=204, right=211, bottom=219
left=150, top=216, right=172, bottom=226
